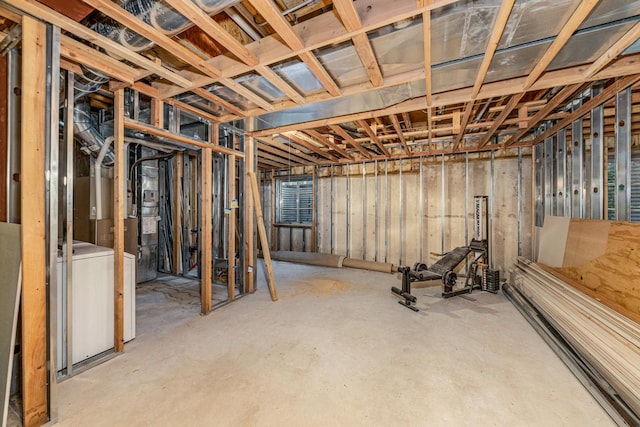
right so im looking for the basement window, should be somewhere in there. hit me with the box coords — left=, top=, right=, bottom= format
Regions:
left=275, top=177, right=313, bottom=225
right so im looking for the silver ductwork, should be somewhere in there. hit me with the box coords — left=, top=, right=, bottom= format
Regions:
left=93, top=0, right=241, bottom=52
left=74, top=102, right=115, bottom=163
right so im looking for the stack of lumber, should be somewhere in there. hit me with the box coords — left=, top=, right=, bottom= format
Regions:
left=507, top=257, right=640, bottom=425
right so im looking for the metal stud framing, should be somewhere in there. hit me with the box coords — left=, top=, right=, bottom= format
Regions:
left=615, top=88, right=632, bottom=221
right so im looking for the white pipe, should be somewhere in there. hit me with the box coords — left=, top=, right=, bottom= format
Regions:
left=95, top=136, right=114, bottom=220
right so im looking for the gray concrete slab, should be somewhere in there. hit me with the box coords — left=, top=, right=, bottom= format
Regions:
left=56, top=262, right=614, bottom=426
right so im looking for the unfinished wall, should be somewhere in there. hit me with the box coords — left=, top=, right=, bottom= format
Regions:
left=261, top=151, right=532, bottom=275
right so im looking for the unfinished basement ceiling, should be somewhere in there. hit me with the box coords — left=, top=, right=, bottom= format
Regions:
left=2, top=0, right=640, bottom=168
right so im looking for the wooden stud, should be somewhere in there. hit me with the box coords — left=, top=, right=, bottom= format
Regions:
left=172, top=153, right=183, bottom=275
left=228, top=153, right=236, bottom=301
left=20, top=16, right=48, bottom=427
left=584, top=20, right=640, bottom=79
left=352, top=33, right=384, bottom=87
left=201, top=146, right=213, bottom=314
left=248, top=171, right=278, bottom=301
left=518, top=105, right=528, bottom=129
left=150, top=98, right=163, bottom=129
left=113, top=89, right=125, bottom=353
left=245, top=121, right=256, bottom=293
left=124, top=119, right=244, bottom=156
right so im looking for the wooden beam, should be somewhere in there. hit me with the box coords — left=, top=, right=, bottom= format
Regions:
left=356, top=119, right=390, bottom=156
left=352, top=33, right=384, bottom=87
left=172, top=153, right=183, bottom=275
left=164, top=0, right=258, bottom=67
left=257, top=151, right=293, bottom=167
left=471, top=0, right=515, bottom=98
left=164, top=98, right=220, bottom=123
left=332, top=0, right=362, bottom=32
left=258, top=136, right=320, bottom=163
left=219, top=77, right=273, bottom=111
left=583, top=20, right=640, bottom=79
left=201, top=145, right=213, bottom=313
left=423, top=10, right=432, bottom=106
left=298, top=51, right=342, bottom=97
left=530, top=74, right=640, bottom=146
left=255, top=65, right=305, bottom=104
left=258, top=141, right=313, bottom=164
left=522, top=0, right=599, bottom=90
left=504, top=83, right=585, bottom=146
left=124, top=119, right=244, bottom=157
left=244, top=121, right=256, bottom=293
left=228, top=153, right=237, bottom=302
left=284, top=132, right=340, bottom=161
left=60, top=35, right=136, bottom=84
left=477, top=93, right=525, bottom=148
left=248, top=0, right=305, bottom=50
left=150, top=98, right=163, bottom=129
left=305, top=130, right=354, bottom=160
left=452, top=100, right=475, bottom=150
left=20, top=16, right=48, bottom=427
left=194, top=88, right=248, bottom=117
left=247, top=171, right=278, bottom=301
left=10, top=0, right=191, bottom=88
left=113, top=88, right=125, bottom=353
left=389, top=115, right=410, bottom=155
left=328, top=124, right=372, bottom=158
left=81, top=0, right=222, bottom=78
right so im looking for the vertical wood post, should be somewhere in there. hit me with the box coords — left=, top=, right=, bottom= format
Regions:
left=150, top=97, right=163, bottom=129
left=172, top=152, right=183, bottom=275
left=201, top=146, right=212, bottom=314
left=20, top=16, right=48, bottom=427
left=244, top=120, right=255, bottom=293
left=228, top=153, right=236, bottom=301
left=113, top=89, right=125, bottom=352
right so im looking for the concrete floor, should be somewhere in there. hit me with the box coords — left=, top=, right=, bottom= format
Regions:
left=55, top=261, right=614, bottom=426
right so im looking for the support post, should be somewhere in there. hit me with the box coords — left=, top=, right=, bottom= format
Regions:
left=248, top=172, right=278, bottom=301
left=20, top=16, right=49, bottom=426
left=172, top=153, right=183, bottom=275
left=615, top=88, right=631, bottom=221
left=244, top=120, right=255, bottom=293
left=201, top=146, right=212, bottom=314
left=113, top=89, right=125, bottom=352
left=227, top=154, right=236, bottom=302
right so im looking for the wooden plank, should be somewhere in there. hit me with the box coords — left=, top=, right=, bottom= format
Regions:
left=522, top=0, right=599, bottom=90
left=258, top=136, right=320, bottom=163
left=477, top=92, right=524, bottom=148
left=81, top=0, right=222, bottom=78
left=284, top=132, right=340, bottom=161
left=504, top=83, right=585, bottom=146
left=356, top=119, right=390, bottom=156
left=258, top=142, right=313, bottom=165
left=298, top=51, right=342, bottom=97
left=164, top=98, right=221, bottom=123
left=389, top=115, right=410, bottom=155
left=228, top=154, right=236, bottom=301
left=20, top=16, right=48, bottom=427
left=471, top=0, right=515, bottom=98
left=113, top=89, right=125, bottom=353
left=59, top=35, right=136, bottom=84
left=201, top=146, right=213, bottom=314
left=247, top=0, right=305, bottom=51
left=248, top=171, right=278, bottom=301
left=584, top=20, right=640, bottom=79
left=124, top=119, right=244, bottom=157
left=530, top=75, right=640, bottom=146
left=305, top=130, right=354, bottom=160
left=255, top=65, right=305, bottom=104
left=562, top=219, right=610, bottom=267
left=164, top=0, right=258, bottom=67
left=172, top=153, right=183, bottom=275
left=351, top=33, right=384, bottom=87
left=245, top=122, right=256, bottom=293
left=328, top=124, right=372, bottom=158
left=333, top=0, right=362, bottom=32
left=10, top=0, right=191, bottom=88
left=150, top=98, right=163, bottom=129
left=194, top=88, right=248, bottom=118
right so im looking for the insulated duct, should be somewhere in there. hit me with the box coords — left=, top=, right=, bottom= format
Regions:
left=93, top=0, right=241, bottom=52
left=73, top=102, right=115, bottom=163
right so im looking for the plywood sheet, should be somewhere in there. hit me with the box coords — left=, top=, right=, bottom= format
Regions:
left=555, top=221, right=640, bottom=317
left=537, top=216, right=570, bottom=267
left=562, top=219, right=610, bottom=267
left=0, top=222, right=21, bottom=427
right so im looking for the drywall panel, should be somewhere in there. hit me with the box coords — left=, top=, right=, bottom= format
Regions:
left=1, top=222, right=21, bottom=427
